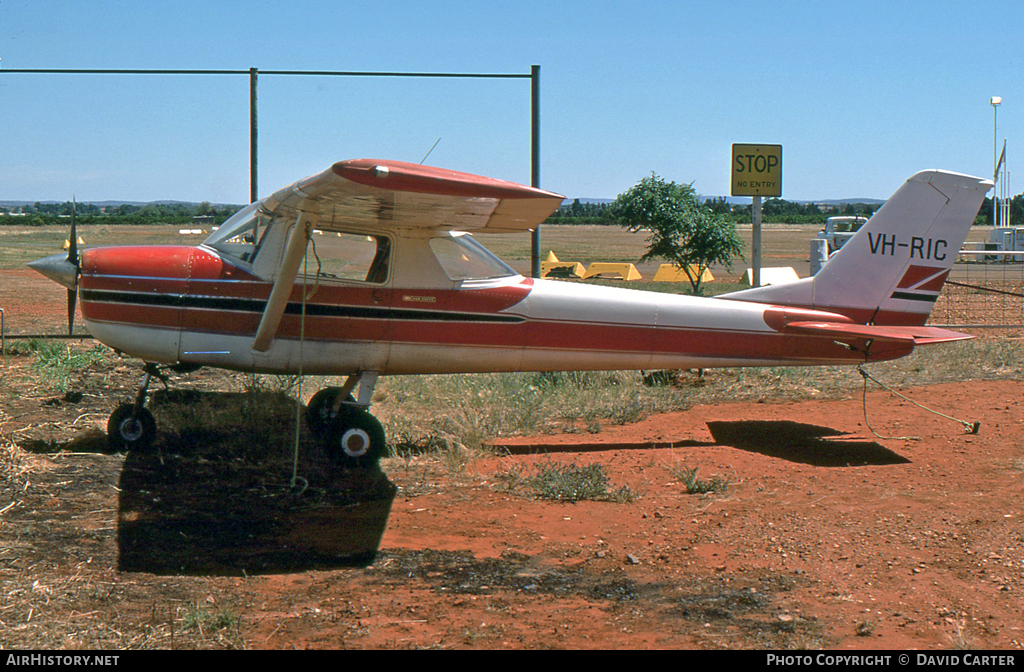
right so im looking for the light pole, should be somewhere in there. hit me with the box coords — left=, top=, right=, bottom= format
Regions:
left=992, top=96, right=1002, bottom=227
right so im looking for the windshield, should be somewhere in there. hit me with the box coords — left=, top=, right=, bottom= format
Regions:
left=203, top=202, right=269, bottom=263
left=429, top=233, right=517, bottom=281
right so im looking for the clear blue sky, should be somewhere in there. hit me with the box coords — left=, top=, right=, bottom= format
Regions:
left=1, top=0, right=1020, bottom=204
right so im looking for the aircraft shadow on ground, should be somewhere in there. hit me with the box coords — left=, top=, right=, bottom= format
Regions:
left=706, top=420, right=910, bottom=467
left=117, top=453, right=397, bottom=576
left=116, top=389, right=397, bottom=576
left=495, top=439, right=710, bottom=455
left=495, top=421, right=907, bottom=468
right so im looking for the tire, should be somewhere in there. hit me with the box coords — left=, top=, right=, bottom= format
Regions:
left=107, top=404, right=157, bottom=454
left=325, top=408, right=387, bottom=466
left=305, top=388, right=356, bottom=437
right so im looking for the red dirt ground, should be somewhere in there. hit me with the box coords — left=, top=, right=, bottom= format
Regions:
left=2, top=271, right=1023, bottom=650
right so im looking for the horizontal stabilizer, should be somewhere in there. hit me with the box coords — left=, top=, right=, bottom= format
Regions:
left=783, top=321, right=974, bottom=345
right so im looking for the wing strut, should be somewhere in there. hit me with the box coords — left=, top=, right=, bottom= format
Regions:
left=252, top=212, right=314, bottom=352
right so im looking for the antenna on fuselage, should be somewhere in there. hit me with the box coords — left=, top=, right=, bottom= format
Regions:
left=419, top=138, right=441, bottom=165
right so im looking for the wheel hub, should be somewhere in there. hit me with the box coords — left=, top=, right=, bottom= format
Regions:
left=340, top=428, right=371, bottom=457
left=119, top=418, right=144, bottom=441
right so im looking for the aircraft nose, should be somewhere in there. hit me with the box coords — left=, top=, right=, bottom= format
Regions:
left=28, top=253, right=78, bottom=290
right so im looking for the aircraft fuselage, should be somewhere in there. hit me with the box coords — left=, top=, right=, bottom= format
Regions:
left=75, top=242, right=907, bottom=377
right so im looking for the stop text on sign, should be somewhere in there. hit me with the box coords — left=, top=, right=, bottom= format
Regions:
left=731, top=144, right=782, bottom=197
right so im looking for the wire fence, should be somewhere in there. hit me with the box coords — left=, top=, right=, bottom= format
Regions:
left=931, top=251, right=1024, bottom=329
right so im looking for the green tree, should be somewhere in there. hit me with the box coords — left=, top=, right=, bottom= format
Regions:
left=610, top=174, right=743, bottom=293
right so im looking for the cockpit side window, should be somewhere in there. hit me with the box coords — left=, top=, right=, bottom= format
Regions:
left=305, top=231, right=391, bottom=284
left=428, top=234, right=517, bottom=282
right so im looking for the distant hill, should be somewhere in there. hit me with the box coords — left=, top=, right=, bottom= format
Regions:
left=817, top=198, right=886, bottom=206
left=3, top=195, right=885, bottom=209
left=695, top=196, right=886, bottom=206
left=0, top=200, right=242, bottom=208
left=570, top=196, right=886, bottom=206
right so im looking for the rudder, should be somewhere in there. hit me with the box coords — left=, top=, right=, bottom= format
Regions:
left=724, top=170, right=992, bottom=325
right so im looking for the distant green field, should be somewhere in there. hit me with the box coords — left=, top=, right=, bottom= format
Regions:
left=0, top=224, right=189, bottom=271
left=2, top=222, right=994, bottom=289
left=0, top=222, right=770, bottom=294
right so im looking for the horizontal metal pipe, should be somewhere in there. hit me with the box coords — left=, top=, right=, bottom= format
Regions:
left=0, top=68, right=530, bottom=78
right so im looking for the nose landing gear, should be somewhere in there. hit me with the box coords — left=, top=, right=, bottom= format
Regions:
left=107, top=363, right=166, bottom=453
left=108, top=403, right=157, bottom=453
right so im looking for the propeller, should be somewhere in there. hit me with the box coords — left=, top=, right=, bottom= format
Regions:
left=66, top=199, right=79, bottom=335
left=26, top=200, right=81, bottom=323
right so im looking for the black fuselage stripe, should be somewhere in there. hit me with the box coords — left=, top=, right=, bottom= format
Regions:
left=80, top=289, right=526, bottom=323
left=889, top=291, right=938, bottom=303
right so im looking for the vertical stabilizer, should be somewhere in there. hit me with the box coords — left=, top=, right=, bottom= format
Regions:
left=723, top=170, right=992, bottom=325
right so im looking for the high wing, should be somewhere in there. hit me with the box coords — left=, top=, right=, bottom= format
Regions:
left=259, top=158, right=565, bottom=234
left=251, top=159, right=564, bottom=352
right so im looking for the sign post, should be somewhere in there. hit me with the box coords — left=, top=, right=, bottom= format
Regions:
left=731, top=144, right=782, bottom=287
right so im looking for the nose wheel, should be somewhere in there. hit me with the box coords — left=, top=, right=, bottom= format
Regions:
left=106, top=362, right=166, bottom=454
left=107, top=404, right=157, bottom=453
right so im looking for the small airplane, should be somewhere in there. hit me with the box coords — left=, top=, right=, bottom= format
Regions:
left=28, top=159, right=991, bottom=464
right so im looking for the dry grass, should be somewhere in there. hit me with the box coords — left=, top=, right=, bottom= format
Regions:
left=493, top=461, right=637, bottom=503
left=365, top=337, right=1024, bottom=459
left=0, top=431, right=251, bottom=649
left=0, top=340, right=1018, bottom=650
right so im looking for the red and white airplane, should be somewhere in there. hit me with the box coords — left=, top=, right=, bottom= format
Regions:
left=29, top=160, right=991, bottom=464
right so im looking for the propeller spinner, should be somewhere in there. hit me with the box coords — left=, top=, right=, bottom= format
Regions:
left=27, top=199, right=81, bottom=335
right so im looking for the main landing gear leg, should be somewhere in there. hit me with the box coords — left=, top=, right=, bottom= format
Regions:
left=107, top=363, right=165, bottom=454
left=306, top=371, right=386, bottom=467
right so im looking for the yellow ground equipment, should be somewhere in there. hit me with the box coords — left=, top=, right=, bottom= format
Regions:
left=540, top=251, right=586, bottom=279
left=652, top=264, right=714, bottom=283
left=582, top=262, right=642, bottom=281
left=541, top=261, right=586, bottom=278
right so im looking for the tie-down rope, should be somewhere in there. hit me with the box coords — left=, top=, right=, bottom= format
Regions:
left=289, top=232, right=313, bottom=496
left=857, top=365, right=980, bottom=440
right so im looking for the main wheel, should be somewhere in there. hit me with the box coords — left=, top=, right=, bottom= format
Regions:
left=107, top=404, right=157, bottom=453
left=306, top=388, right=356, bottom=437
left=325, top=408, right=387, bottom=467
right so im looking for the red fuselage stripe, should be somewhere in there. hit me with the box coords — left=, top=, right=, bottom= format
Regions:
left=77, top=245, right=889, bottom=365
